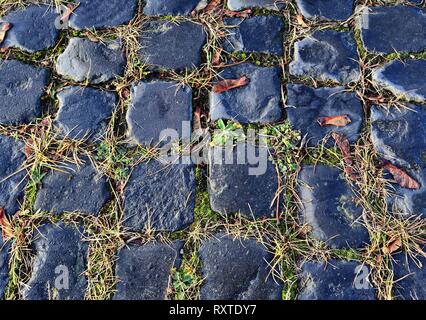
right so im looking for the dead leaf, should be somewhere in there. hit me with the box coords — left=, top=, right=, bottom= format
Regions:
left=223, top=9, right=252, bottom=18
left=212, top=47, right=223, bottom=66
left=296, top=15, right=308, bottom=28
left=332, top=132, right=358, bottom=180
left=213, top=76, right=250, bottom=93
left=61, top=2, right=80, bottom=21
left=193, top=105, right=202, bottom=131
left=318, top=114, right=352, bottom=127
left=383, top=237, right=402, bottom=255
left=383, top=162, right=420, bottom=190
left=0, top=208, right=13, bottom=241
left=204, top=0, right=222, bottom=12
left=24, top=138, right=33, bottom=158
left=0, top=22, right=12, bottom=45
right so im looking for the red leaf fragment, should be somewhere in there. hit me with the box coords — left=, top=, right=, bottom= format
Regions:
left=0, top=208, right=13, bottom=241
left=223, top=9, right=252, bottom=18
left=0, top=22, right=12, bottom=45
left=332, top=132, right=358, bottom=180
left=212, top=47, right=223, bottom=66
left=204, top=0, right=222, bottom=13
left=212, top=76, right=250, bottom=93
left=318, top=114, right=352, bottom=127
left=383, top=162, right=420, bottom=190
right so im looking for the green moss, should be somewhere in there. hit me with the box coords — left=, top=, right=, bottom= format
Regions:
left=194, top=167, right=221, bottom=222
left=333, top=248, right=361, bottom=261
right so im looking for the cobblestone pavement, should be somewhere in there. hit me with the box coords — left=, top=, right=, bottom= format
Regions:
left=0, top=0, right=425, bottom=301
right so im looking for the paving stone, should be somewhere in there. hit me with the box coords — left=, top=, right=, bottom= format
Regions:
left=123, top=160, right=195, bottom=232
left=372, top=59, right=426, bottom=104
left=227, top=0, right=284, bottom=11
left=22, top=223, right=88, bottom=300
left=0, top=5, right=59, bottom=52
left=392, top=251, right=426, bottom=300
left=56, top=38, right=125, bottom=84
left=139, top=20, right=206, bottom=70
left=208, top=144, right=281, bottom=218
left=114, top=241, right=183, bottom=300
left=296, top=0, right=354, bottom=21
left=298, top=260, right=376, bottom=300
left=359, top=6, right=426, bottom=54
left=0, top=134, right=27, bottom=216
left=371, top=104, right=426, bottom=169
left=289, top=30, right=360, bottom=84
left=286, top=84, right=364, bottom=147
left=69, top=0, right=138, bottom=30
left=0, top=235, right=10, bottom=300
left=371, top=105, right=426, bottom=218
left=210, top=63, right=282, bottom=124
left=200, top=234, right=283, bottom=300
left=0, top=59, right=49, bottom=125
left=223, top=16, right=285, bottom=55
left=297, top=165, right=370, bottom=249
left=34, top=158, right=110, bottom=216
left=55, top=86, right=116, bottom=142
left=126, top=81, right=192, bottom=146
left=143, top=0, right=202, bottom=16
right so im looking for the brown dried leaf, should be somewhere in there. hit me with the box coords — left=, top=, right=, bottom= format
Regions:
left=296, top=15, right=308, bottom=27
left=383, top=237, right=402, bottom=255
left=0, top=22, right=12, bottom=45
left=204, top=0, right=222, bottom=12
left=213, top=76, right=250, bottom=93
left=318, top=114, right=352, bottom=127
left=383, top=163, right=420, bottom=190
left=223, top=9, right=252, bottom=18
left=332, top=132, right=358, bottom=180
left=193, top=105, right=202, bottom=131
left=212, top=47, right=223, bottom=66
left=0, top=208, right=13, bottom=241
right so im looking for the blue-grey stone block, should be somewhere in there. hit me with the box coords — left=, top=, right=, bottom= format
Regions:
left=297, top=165, right=370, bottom=249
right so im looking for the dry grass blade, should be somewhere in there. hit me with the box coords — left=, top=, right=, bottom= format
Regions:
left=212, top=76, right=250, bottom=93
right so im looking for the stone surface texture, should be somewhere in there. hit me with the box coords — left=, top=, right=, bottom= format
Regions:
left=123, top=160, right=196, bottom=232
left=69, top=0, right=138, bottom=30
left=392, top=251, right=426, bottom=300
left=296, top=0, right=354, bottom=21
left=286, top=83, right=364, bottom=146
left=372, top=59, right=426, bottom=104
left=127, top=81, right=192, bottom=146
left=223, top=16, right=285, bottom=55
left=140, top=20, right=206, bottom=70
left=359, top=6, right=426, bottom=54
left=208, top=144, right=281, bottom=218
left=143, top=0, right=201, bottom=16
left=0, top=235, right=10, bottom=300
left=297, top=165, right=370, bottom=249
left=56, top=38, right=125, bottom=84
left=210, top=63, right=282, bottom=124
left=0, top=5, right=59, bottom=52
left=34, top=158, right=110, bottom=216
left=22, top=223, right=88, bottom=300
left=114, top=241, right=183, bottom=300
left=371, top=105, right=425, bottom=218
left=0, top=59, right=49, bottom=125
left=298, top=260, right=376, bottom=300
left=55, top=86, right=116, bottom=142
left=200, top=234, right=283, bottom=300
left=289, top=30, right=360, bottom=84
left=0, top=134, right=27, bottom=216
